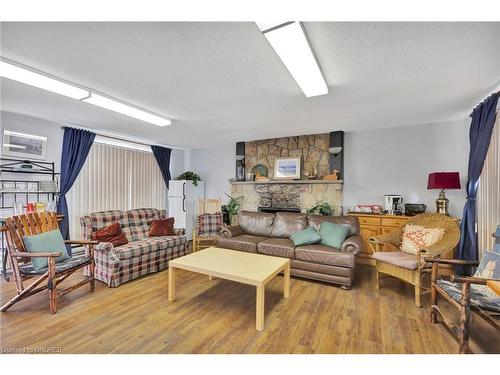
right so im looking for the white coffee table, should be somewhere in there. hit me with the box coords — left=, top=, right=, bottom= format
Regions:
left=168, top=247, right=291, bottom=331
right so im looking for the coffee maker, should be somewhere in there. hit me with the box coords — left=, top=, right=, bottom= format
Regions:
left=384, top=195, right=404, bottom=215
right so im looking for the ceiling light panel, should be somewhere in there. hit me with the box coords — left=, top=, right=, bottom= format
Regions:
left=0, top=60, right=89, bottom=100
left=83, top=93, right=172, bottom=127
left=259, top=22, right=328, bottom=98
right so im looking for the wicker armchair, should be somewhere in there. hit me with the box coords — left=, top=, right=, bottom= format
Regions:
left=369, top=213, right=460, bottom=307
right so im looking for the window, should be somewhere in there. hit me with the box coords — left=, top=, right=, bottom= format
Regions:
left=477, top=115, right=500, bottom=255
left=66, top=141, right=166, bottom=239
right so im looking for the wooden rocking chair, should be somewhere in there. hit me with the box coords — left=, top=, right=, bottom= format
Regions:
left=1, top=212, right=98, bottom=314
left=427, top=229, right=500, bottom=353
left=192, top=198, right=223, bottom=252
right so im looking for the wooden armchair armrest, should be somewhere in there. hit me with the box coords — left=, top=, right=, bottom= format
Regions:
left=12, top=251, right=62, bottom=258
left=450, top=275, right=490, bottom=285
left=64, top=240, right=99, bottom=245
left=419, top=235, right=459, bottom=258
left=424, top=258, right=480, bottom=266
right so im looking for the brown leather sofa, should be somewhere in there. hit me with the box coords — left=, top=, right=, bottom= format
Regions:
left=217, top=211, right=362, bottom=289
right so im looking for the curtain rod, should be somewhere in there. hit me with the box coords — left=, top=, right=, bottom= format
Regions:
left=60, top=125, right=185, bottom=150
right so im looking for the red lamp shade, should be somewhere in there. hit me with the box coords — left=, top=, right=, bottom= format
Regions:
left=427, top=172, right=461, bottom=190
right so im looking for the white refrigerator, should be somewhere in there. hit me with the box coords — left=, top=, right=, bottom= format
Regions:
left=168, top=180, right=205, bottom=240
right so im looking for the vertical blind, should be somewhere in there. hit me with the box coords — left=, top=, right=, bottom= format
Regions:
left=66, top=142, right=166, bottom=239
left=477, top=115, right=500, bottom=255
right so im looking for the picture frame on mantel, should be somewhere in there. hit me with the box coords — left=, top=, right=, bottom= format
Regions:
left=2, top=130, right=48, bottom=160
left=274, top=156, right=301, bottom=180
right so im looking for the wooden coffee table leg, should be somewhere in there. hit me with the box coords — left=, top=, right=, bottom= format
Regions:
left=256, top=284, right=265, bottom=331
left=284, top=262, right=290, bottom=298
left=168, top=266, right=176, bottom=301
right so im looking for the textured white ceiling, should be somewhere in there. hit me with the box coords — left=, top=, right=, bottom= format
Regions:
left=1, top=22, right=499, bottom=148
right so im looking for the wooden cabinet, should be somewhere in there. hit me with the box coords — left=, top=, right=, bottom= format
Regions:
left=349, top=213, right=458, bottom=268
left=349, top=213, right=413, bottom=265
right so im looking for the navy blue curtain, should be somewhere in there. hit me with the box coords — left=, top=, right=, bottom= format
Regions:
left=57, top=128, right=96, bottom=250
left=151, top=145, right=172, bottom=189
left=457, top=92, right=499, bottom=274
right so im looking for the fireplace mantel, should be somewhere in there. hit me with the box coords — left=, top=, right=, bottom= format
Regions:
left=230, top=180, right=343, bottom=185
left=230, top=179, right=343, bottom=215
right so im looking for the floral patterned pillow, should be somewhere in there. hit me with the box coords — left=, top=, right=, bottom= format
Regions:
left=401, top=224, right=445, bottom=255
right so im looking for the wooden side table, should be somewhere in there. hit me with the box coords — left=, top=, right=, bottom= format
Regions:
left=487, top=280, right=500, bottom=296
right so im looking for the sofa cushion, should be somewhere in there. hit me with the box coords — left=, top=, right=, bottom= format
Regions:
left=127, top=208, right=164, bottom=224
left=258, top=238, right=295, bottom=259
left=373, top=251, right=418, bottom=270
left=271, top=212, right=308, bottom=238
left=81, top=209, right=131, bottom=241
left=92, top=222, right=129, bottom=247
left=238, top=211, right=275, bottom=237
left=216, top=234, right=268, bottom=253
left=114, top=235, right=187, bottom=260
left=308, top=215, right=360, bottom=235
left=290, top=227, right=321, bottom=246
left=295, top=244, right=355, bottom=267
left=149, top=218, right=175, bottom=237
left=319, top=222, right=350, bottom=249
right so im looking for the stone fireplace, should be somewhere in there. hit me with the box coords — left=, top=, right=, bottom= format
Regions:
left=230, top=180, right=343, bottom=215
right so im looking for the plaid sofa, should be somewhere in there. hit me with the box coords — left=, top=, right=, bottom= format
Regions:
left=80, top=208, right=189, bottom=287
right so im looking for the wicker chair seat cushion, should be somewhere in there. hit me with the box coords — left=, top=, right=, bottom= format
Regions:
left=436, top=279, right=500, bottom=313
left=19, top=255, right=92, bottom=276
left=373, top=251, right=418, bottom=270
left=114, top=236, right=187, bottom=260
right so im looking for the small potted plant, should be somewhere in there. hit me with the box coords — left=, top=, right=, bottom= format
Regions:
left=225, top=193, right=242, bottom=225
left=307, top=202, right=334, bottom=216
left=175, top=171, right=201, bottom=186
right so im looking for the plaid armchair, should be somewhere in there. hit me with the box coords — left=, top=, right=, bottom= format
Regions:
left=192, top=199, right=223, bottom=252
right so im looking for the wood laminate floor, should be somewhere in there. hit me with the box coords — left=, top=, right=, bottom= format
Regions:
left=1, top=265, right=499, bottom=354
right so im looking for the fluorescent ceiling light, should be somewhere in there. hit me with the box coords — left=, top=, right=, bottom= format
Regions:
left=0, top=60, right=89, bottom=100
left=1, top=59, right=172, bottom=127
left=94, top=135, right=152, bottom=152
left=83, top=93, right=171, bottom=127
left=257, top=22, right=328, bottom=98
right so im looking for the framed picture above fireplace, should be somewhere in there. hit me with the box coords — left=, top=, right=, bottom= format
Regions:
left=274, top=156, right=301, bottom=180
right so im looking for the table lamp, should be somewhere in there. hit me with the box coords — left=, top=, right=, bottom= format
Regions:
left=427, top=172, right=461, bottom=215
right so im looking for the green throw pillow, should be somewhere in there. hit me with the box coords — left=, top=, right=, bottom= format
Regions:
left=290, top=227, right=322, bottom=246
left=23, top=229, right=70, bottom=271
left=319, top=221, right=350, bottom=249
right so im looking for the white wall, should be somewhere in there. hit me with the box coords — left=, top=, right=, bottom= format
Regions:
left=1, top=110, right=186, bottom=183
left=343, top=120, right=469, bottom=218
left=188, top=120, right=469, bottom=218
left=188, top=145, right=235, bottom=203
left=1, top=110, right=63, bottom=171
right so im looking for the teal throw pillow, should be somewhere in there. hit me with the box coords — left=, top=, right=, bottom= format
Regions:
left=23, top=229, right=70, bottom=271
left=319, top=221, right=350, bottom=249
left=290, top=227, right=322, bottom=247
